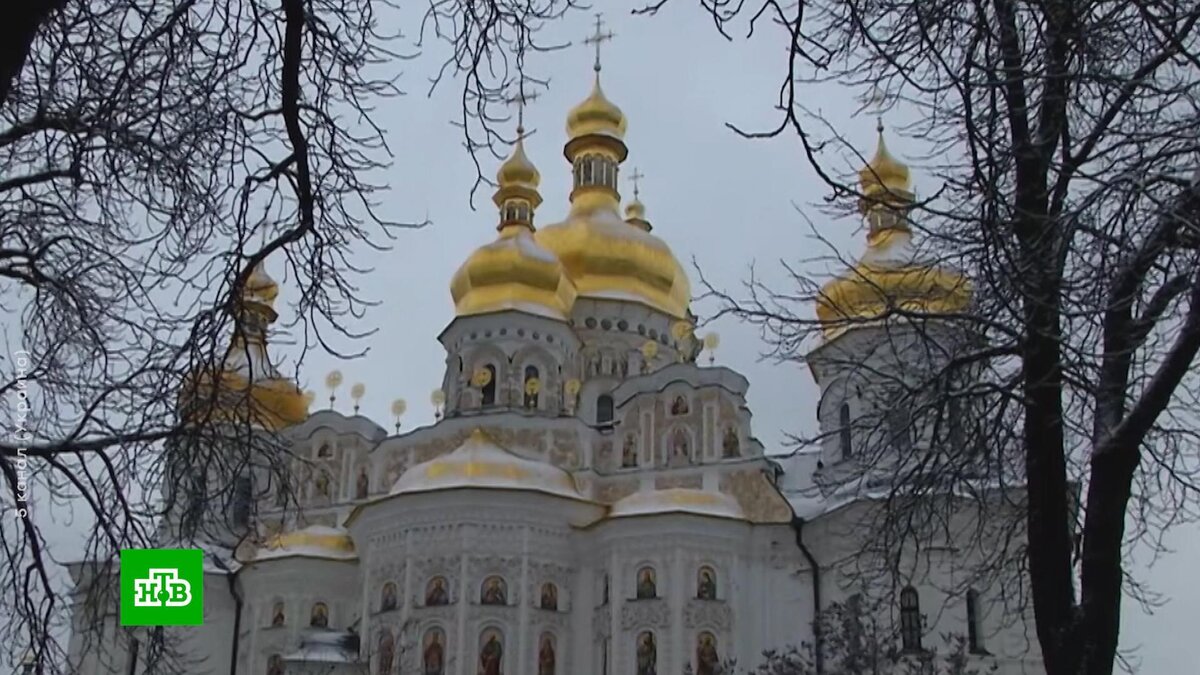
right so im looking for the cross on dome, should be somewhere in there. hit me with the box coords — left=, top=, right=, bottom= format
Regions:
left=503, top=82, right=541, bottom=137
left=628, top=167, right=645, bottom=200
left=583, top=13, right=616, bottom=73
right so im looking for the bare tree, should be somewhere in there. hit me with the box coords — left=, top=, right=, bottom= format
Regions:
left=0, top=1, right=582, bottom=672
left=642, top=1, right=1200, bottom=674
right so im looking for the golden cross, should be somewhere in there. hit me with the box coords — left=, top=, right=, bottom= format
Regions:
left=583, top=13, right=616, bottom=72
left=860, top=84, right=889, bottom=132
left=503, top=85, right=540, bottom=137
left=628, top=167, right=645, bottom=200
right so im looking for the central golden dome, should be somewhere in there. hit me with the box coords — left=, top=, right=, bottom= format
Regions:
left=535, top=70, right=690, bottom=319
left=535, top=202, right=690, bottom=319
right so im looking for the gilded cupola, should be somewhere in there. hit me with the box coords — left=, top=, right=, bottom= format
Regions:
left=815, top=125, right=971, bottom=338
left=180, top=255, right=310, bottom=430
left=533, top=32, right=691, bottom=319
left=449, top=126, right=577, bottom=321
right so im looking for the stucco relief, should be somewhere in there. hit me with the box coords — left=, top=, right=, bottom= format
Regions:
left=596, top=479, right=638, bottom=504
left=720, top=470, right=793, bottom=523
left=619, top=598, right=670, bottom=630
left=655, top=474, right=702, bottom=490
left=683, top=598, right=732, bottom=630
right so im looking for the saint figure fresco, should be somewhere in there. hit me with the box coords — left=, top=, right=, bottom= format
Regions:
left=378, top=630, right=395, bottom=675
left=270, top=602, right=285, bottom=627
left=622, top=435, right=638, bottom=468
left=671, top=396, right=689, bottom=415
left=540, top=583, right=558, bottom=611
left=636, top=632, right=657, bottom=675
left=310, top=602, right=328, bottom=628
left=356, top=468, right=369, bottom=499
left=381, top=582, right=398, bottom=611
left=636, top=567, right=657, bottom=600
left=537, top=634, right=556, bottom=675
left=479, top=631, right=503, bottom=675
left=425, top=577, right=449, bottom=606
left=696, top=633, right=719, bottom=675
left=697, top=567, right=717, bottom=600
left=481, top=576, right=507, bottom=606
left=722, top=428, right=740, bottom=458
left=267, top=654, right=284, bottom=675
left=423, top=629, right=445, bottom=675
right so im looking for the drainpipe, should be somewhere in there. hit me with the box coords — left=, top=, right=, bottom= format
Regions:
left=791, top=516, right=823, bottom=675
left=224, top=564, right=244, bottom=675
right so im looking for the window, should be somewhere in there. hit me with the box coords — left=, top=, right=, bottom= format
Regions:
left=948, top=397, right=966, bottom=449
left=888, top=406, right=913, bottom=452
left=524, top=365, right=540, bottom=409
left=481, top=364, right=497, bottom=406
left=232, top=475, right=252, bottom=528
left=596, top=394, right=614, bottom=425
left=899, top=586, right=922, bottom=652
left=966, top=589, right=986, bottom=653
left=839, top=402, right=853, bottom=460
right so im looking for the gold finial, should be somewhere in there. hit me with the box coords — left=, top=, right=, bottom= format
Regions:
left=471, top=367, right=493, bottom=389
left=702, top=332, right=720, bottom=366
left=672, top=321, right=694, bottom=363
left=640, top=340, right=659, bottom=373
left=350, top=382, right=366, bottom=414
left=391, top=398, right=407, bottom=432
left=583, top=13, right=615, bottom=73
left=324, top=370, right=344, bottom=409
left=431, top=388, right=446, bottom=419
left=856, top=84, right=911, bottom=208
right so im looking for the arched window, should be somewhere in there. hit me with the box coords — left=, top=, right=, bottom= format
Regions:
left=524, top=365, right=540, bottom=409
left=380, top=582, right=398, bottom=612
left=481, top=364, right=497, bottom=406
left=270, top=601, right=285, bottom=627
left=899, top=586, right=922, bottom=652
left=839, top=402, right=853, bottom=460
left=596, top=394, right=614, bottom=425
left=696, top=566, right=717, bottom=600
left=310, top=602, right=329, bottom=628
left=378, top=629, right=395, bottom=675
left=966, top=588, right=986, bottom=653
left=540, top=582, right=559, bottom=611
left=888, top=406, right=913, bottom=452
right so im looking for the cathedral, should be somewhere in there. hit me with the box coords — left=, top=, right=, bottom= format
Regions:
left=66, top=43, right=1041, bottom=675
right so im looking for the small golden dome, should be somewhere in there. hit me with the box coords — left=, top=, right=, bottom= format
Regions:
left=451, top=134, right=577, bottom=320
left=624, top=198, right=651, bottom=231
left=496, top=134, right=540, bottom=189
left=244, top=260, right=279, bottom=306
left=180, top=257, right=309, bottom=430
left=566, top=75, right=627, bottom=145
left=535, top=209, right=690, bottom=319
left=858, top=127, right=912, bottom=204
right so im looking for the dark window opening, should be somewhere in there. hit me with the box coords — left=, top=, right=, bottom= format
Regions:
left=900, top=586, right=922, bottom=652
left=232, top=475, right=252, bottom=528
left=596, top=394, right=614, bottom=425
left=967, top=588, right=986, bottom=654
left=839, top=402, right=853, bottom=460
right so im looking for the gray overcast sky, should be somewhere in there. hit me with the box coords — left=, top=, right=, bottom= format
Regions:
left=263, top=2, right=1196, bottom=671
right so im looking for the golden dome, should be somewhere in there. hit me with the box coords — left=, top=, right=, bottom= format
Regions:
left=390, top=429, right=584, bottom=500
left=816, top=126, right=970, bottom=338
left=451, top=133, right=577, bottom=320
left=252, top=525, right=357, bottom=562
left=535, top=208, right=691, bottom=319
left=180, top=256, right=309, bottom=430
left=624, top=197, right=650, bottom=231
left=565, top=75, right=627, bottom=147
left=858, top=127, right=912, bottom=206
left=496, top=133, right=540, bottom=189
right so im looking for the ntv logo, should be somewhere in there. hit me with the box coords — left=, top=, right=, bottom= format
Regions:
left=120, top=549, right=204, bottom=626
left=133, top=568, right=193, bottom=607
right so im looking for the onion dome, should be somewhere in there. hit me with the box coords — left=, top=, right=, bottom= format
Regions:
left=390, top=429, right=584, bottom=500
left=816, top=127, right=971, bottom=338
left=180, top=257, right=309, bottom=430
left=534, top=70, right=690, bottom=319
left=624, top=191, right=651, bottom=232
left=250, top=525, right=357, bottom=562
left=450, top=130, right=577, bottom=320
left=565, top=75, right=628, bottom=152
left=608, top=488, right=747, bottom=521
